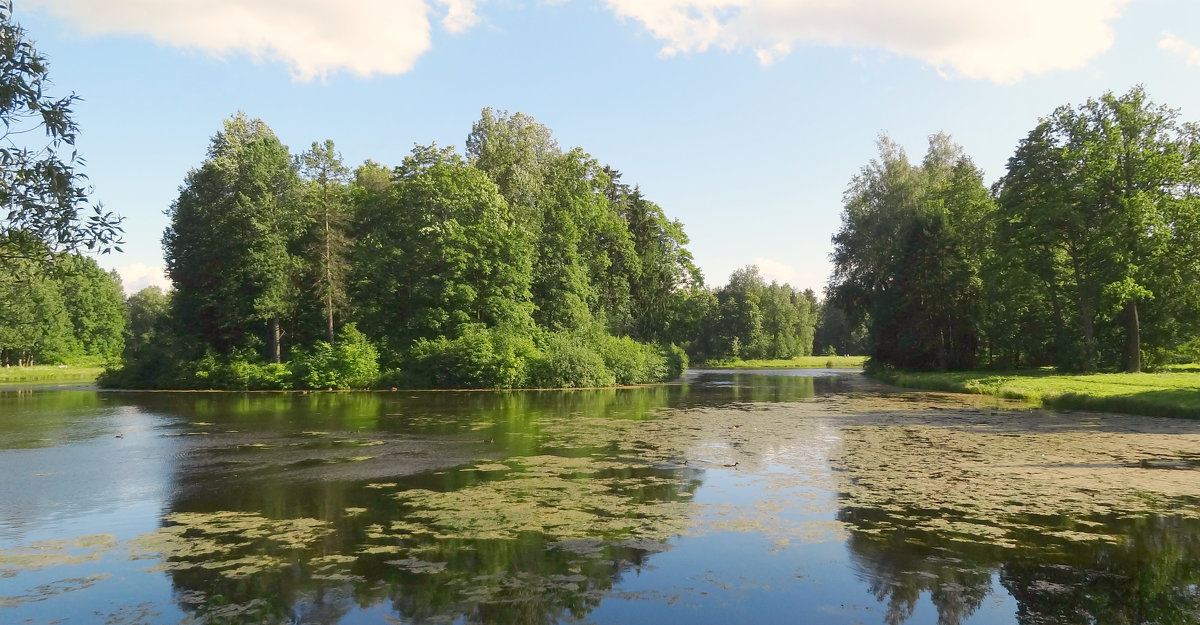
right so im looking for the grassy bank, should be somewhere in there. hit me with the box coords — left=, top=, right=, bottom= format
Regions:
left=699, top=356, right=867, bottom=369
left=0, top=364, right=106, bottom=385
left=873, top=367, right=1200, bottom=418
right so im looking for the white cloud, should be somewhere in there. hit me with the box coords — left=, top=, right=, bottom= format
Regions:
left=602, top=0, right=1128, bottom=83
left=25, top=0, right=483, bottom=81
left=754, top=257, right=798, bottom=283
left=438, top=0, right=482, bottom=34
left=1160, top=32, right=1200, bottom=67
left=114, top=263, right=171, bottom=294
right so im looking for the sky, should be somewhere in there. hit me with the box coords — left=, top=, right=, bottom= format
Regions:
left=12, top=0, right=1200, bottom=295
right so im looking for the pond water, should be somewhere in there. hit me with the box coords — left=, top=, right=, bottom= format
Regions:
left=2, top=369, right=1200, bottom=624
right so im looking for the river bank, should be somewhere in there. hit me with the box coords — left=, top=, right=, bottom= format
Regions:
left=871, top=367, right=1200, bottom=418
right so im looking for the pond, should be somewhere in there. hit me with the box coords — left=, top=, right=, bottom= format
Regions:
left=2, top=369, right=1200, bottom=624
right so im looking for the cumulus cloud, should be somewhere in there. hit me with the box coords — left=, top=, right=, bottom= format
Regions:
left=1160, top=32, right=1200, bottom=67
left=754, top=257, right=798, bottom=283
left=438, top=0, right=482, bottom=34
left=114, top=263, right=171, bottom=294
left=25, top=0, right=483, bottom=81
left=602, top=0, right=1128, bottom=83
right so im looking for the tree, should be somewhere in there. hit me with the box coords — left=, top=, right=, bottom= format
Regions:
left=829, top=134, right=993, bottom=370
left=54, top=254, right=126, bottom=360
left=297, top=140, right=351, bottom=343
left=466, top=107, right=559, bottom=232
left=0, top=1, right=121, bottom=263
left=352, top=145, right=535, bottom=363
left=994, top=87, right=1200, bottom=371
left=612, top=185, right=702, bottom=342
left=0, top=255, right=76, bottom=365
left=164, top=113, right=301, bottom=362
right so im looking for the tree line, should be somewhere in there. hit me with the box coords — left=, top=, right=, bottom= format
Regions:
left=0, top=253, right=125, bottom=366
left=102, top=110, right=821, bottom=389
left=828, top=86, right=1200, bottom=372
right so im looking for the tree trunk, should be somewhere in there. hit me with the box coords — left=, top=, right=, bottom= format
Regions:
left=325, top=206, right=336, bottom=344
left=271, top=315, right=282, bottom=364
left=1123, top=300, right=1141, bottom=373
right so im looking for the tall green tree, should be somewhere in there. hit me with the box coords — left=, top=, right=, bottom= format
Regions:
left=0, top=255, right=76, bottom=365
left=994, top=87, right=1200, bottom=371
left=612, top=185, right=702, bottom=342
left=54, top=254, right=126, bottom=360
left=829, top=134, right=993, bottom=370
left=297, top=140, right=351, bottom=344
left=352, top=145, right=535, bottom=363
left=466, top=107, right=559, bottom=232
left=164, top=113, right=301, bottom=362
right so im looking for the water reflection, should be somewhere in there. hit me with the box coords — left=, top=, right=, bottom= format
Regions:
left=842, top=506, right=1200, bottom=625
left=3, top=371, right=1200, bottom=624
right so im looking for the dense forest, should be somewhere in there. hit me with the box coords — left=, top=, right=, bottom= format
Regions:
left=95, top=111, right=819, bottom=389
left=828, top=86, right=1200, bottom=372
left=0, top=254, right=125, bottom=366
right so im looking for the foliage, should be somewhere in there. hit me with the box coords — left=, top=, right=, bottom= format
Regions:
left=191, top=350, right=293, bottom=391
left=405, top=324, right=536, bottom=389
left=53, top=254, right=126, bottom=361
left=164, top=113, right=301, bottom=361
left=0, top=1, right=122, bottom=263
left=296, top=139, right=352, bottom=344
left=991, top=86, right=1200, bottom=372
left=527, top=333, right=616, bottom=388
left=0, top=254, right=78, bottom=365
left=663, top=343, right=689, bottom=379
left=0, top=251, right=125, bottom=366
left=352, top=145, right=535, bottom=364
left=594, top=333, right=667, bottom=385
left=290, top=324, right=379, bottom=389
left=692, top=266, right=817, bottom=362
left=112, top=108, right=711, bottom=390
left=828, top=133, right=994, bottom=370
left=700, top=355, right=867, bottom=369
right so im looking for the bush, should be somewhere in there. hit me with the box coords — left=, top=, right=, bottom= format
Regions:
left=595, top=334, right=668, bottom=385
left=528, top=333, right=615, bottom=388
left=406, top=324, right=537, bottom=388
left=663, top=343, right=688, bottom=379
left=189, top=349, right=293, bottom=390
left=291, top=324, right=380, bottom=389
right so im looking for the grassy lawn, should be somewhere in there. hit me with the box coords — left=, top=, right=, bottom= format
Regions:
left=0, top=364, right=106, bottom=385
left=875, top=367, right=1200, bottom=418
left=698, top=356, right=867, bottom=369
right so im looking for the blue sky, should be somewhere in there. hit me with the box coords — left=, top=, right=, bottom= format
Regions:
left=13, top=0, right=1200, bottom=294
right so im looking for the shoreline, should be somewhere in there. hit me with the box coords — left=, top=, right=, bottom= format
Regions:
left=868, top=367, right=1200, bottom=419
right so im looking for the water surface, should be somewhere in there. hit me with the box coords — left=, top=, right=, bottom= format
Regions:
left=2, top=369, right=1199, bottom=624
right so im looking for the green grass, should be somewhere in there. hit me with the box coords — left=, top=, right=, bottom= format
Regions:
left=0, top=365, right=106, bottom=384
left=698, top=355, right=867, bottom=369
left=873, top=367, right=1200, bottom=418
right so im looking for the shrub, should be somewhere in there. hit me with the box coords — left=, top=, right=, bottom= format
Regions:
left=595, top=334, right=669, bottom=385
left=332, top=324, right=380, bottom=388
left=663, top=343, right=688, bottom=380
left=406, top=324, right=537, bottom=388
left=291, top=324, right=379, bottom=389
left=528, top=333, right=615, bottom=388
left=188, top=349, right=293, bottom=390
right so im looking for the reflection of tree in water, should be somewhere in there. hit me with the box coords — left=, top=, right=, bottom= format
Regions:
left=840, top=505, right=1200, bottom=625
left=1001, top=514, right=1200, bottom=625
left=149, top=386, right=705, bottom=624
left=841, top=506, right=995, bottom=625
